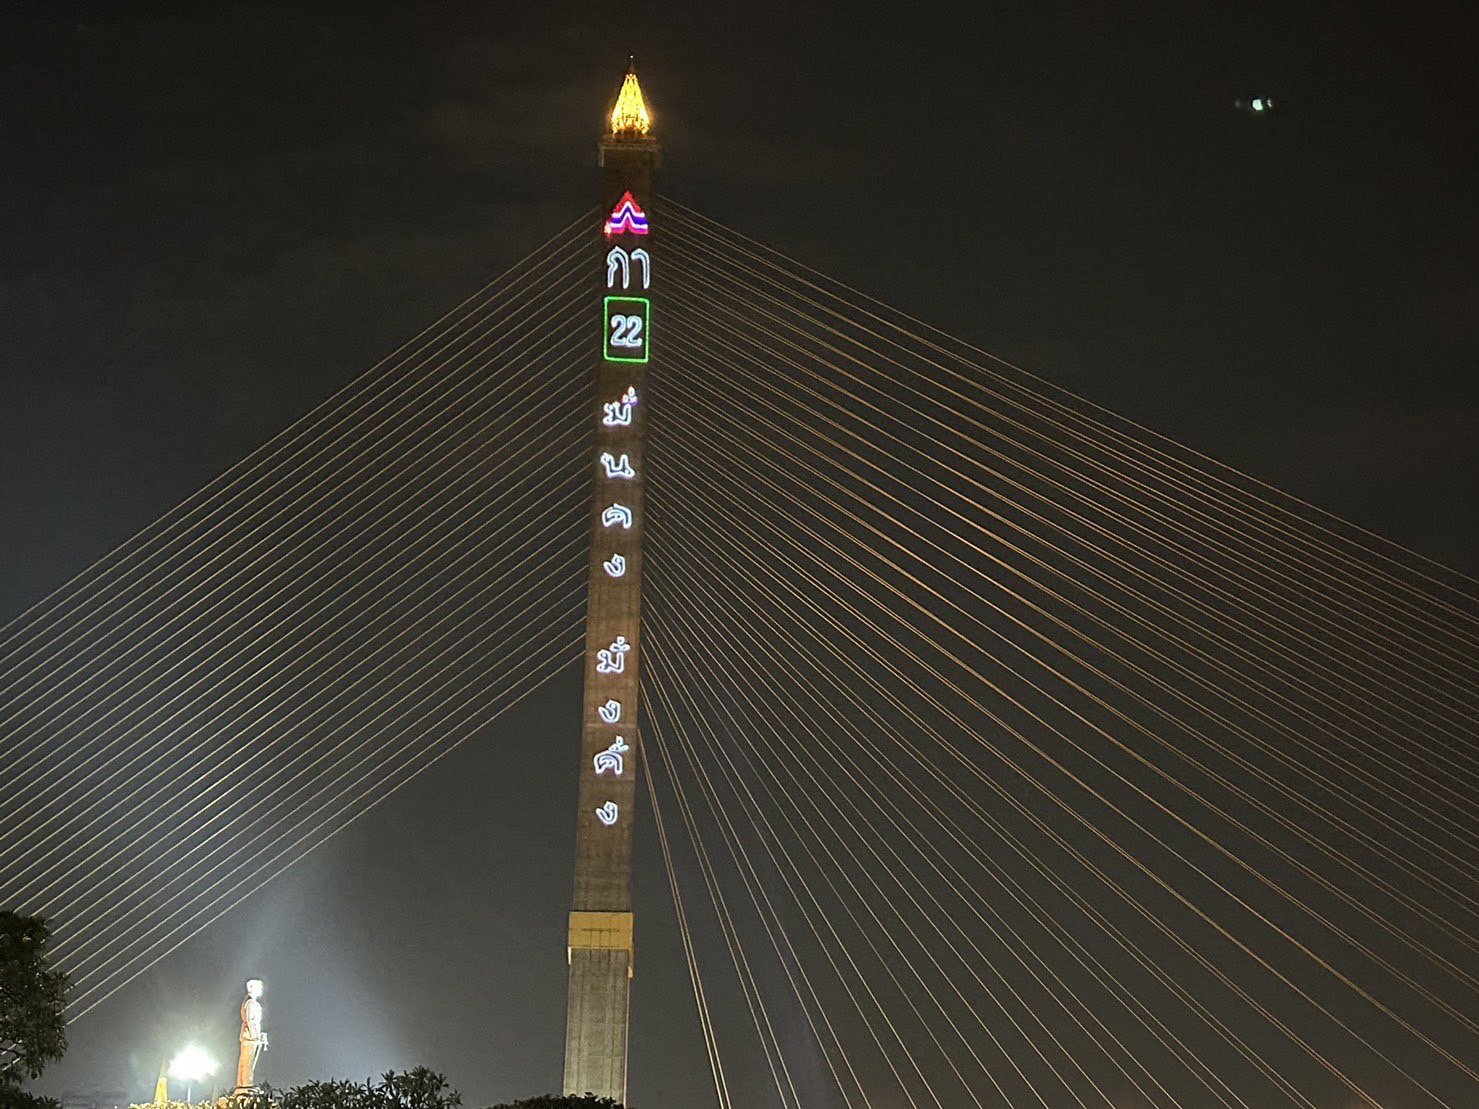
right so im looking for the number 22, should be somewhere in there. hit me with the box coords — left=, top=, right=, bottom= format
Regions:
left=609, top=315, right=644, bottom=349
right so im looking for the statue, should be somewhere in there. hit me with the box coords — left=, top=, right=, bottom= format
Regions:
left=235, top=978, right=267, bottom=1092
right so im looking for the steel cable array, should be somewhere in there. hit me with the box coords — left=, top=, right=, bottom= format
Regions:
left=638, top=201, right=1479, bottom=1107
left=1, top=198, right=1475, bottom=1108
left=0, top=215, right=597, bottom=1016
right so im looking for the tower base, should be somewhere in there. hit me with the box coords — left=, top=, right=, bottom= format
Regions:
left=562, top=912, right=634, bottom=1101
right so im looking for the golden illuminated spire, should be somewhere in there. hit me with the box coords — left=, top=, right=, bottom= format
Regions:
left=608, top=59, right=652, bottom=138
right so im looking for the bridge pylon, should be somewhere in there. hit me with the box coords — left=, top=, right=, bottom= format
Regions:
left=562, top=62, right=659, bottom=1104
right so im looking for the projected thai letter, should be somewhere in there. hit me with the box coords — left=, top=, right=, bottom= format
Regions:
left=598, top=699, right=622, bottom=724
left=601, top=503, right=633, bottom=529
left=600, top=452, right=636, bottom=479
left=606, top=247, right=629, bottom=289
left=593, top=737, right=630, bottom=777
left=603, top=553, right=627, bottom=578
left=595, top=801, right=620, bottom=827
left=596, top=636, right=631, bottom=674
left=604, top=249, right=651, bottom=290
left=602, top=386, right=638, bottom=426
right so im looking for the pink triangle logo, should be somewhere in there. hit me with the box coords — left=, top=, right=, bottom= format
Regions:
left=604, top=192, right=649, bottom=237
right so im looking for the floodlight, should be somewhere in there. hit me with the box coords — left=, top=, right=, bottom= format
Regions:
left=168, top=1044, right=217, bottom=1082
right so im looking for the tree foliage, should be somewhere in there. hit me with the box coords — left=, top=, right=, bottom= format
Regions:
left=0, top=1087, right=61, bottom=1109
left=0, top=912, right=68, bottom=1109
left=482, top=1098, right=621, bottom=1109
left=270, top=1074, right=623, bottom=1109
left=275, top=1069, right=460, bottom=1109
left=131, top=1071, right=625, bottom=1109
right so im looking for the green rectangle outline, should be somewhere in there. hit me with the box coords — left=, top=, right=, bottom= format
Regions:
left=603, top=295, right=651, bottom=364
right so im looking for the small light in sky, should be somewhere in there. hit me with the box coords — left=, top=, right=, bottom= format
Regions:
left=1236, top=94, right=1276, bottom=115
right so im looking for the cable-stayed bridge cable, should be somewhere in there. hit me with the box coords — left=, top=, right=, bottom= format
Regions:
left=636, top=239, right=1477, bottom=1103
left=663, top=199, right=1479, bottom=612
left=661, top=251, right=1479, bottom=784
left=4, top=360, right=589, bottom=886
left=0, top=215, right=592, bottom=681
left=648, top=492, right=1320, bottom=1108
left=660, top=338, right=1479, bottom=966
left=644, top=716, right=813, bottom=1109
left=0, top=213, right=597, bottom=1019
left=659, top=297, right=1479, bottom=817
left=661, top=222, right=1479, bottom=714
left=646, top=536, right=1227, bottom=1109
left=646, top=752, right=735, bottom=1109
left=0, top=256, right=592, bottom=795
left=653, top=448, right=1476, bottom=1098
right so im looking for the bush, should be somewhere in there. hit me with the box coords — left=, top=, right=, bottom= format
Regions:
left=485, top=1097, right=624, bottom=1109
left=127, top=1070, right=627, bottom=1109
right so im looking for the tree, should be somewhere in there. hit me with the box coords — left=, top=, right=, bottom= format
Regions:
left=275, top=1069, right=461, bottom=1109
left=0, top=912, right=68, bottom=1109
left=133, top=1072, right=627, bottom=1109
left=270, top=1073, right=625, bottom=1109
left=484, top=1098, right=624, bottom=1109
left=0, top=1086, right=61, bottom=1109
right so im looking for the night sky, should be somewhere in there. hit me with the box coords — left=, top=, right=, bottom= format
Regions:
left=3, top=3, right=1476, bottom=1106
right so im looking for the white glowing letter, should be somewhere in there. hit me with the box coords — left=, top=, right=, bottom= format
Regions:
left=602, top=386, right=639, bottom=427
left=598, top=699, right=622, bottom=724
left=593, top=736, right=630, bottom=776
left=603, top=553, right=627, bottom=578
left=596, top=635, right=631, bottom=674
left=600, top=452, right=636, bottom=479
left=601, top=503, right=633, bottom=529
left=605, top=248, right=650, bottom=290
left=605, top=247, right=630, bottom=289
left=595, top=801, right=619, bottom=826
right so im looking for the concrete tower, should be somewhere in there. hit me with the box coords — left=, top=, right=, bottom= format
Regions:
left=562, top=64, right=658, bottom=1103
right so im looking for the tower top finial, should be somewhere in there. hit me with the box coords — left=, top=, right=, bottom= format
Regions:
left=609, top=62, right=652, bottom=138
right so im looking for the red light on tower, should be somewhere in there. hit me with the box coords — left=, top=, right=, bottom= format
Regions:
left=603, top=191, right=649, bottom=237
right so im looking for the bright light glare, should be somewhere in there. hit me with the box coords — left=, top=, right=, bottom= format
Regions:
left=168, top=1045, right=217, bottom=1082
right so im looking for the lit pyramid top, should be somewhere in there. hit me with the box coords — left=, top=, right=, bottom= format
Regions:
left=609, top=62, right=652, bottom=138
